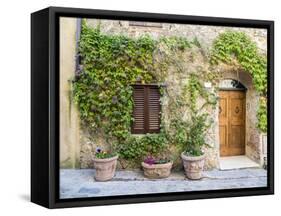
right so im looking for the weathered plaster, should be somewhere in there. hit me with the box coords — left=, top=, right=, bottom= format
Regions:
left=59, top=17, right=80, bottom=168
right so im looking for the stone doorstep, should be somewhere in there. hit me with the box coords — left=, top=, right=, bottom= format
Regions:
left=219, top=156, right=261, bottom=170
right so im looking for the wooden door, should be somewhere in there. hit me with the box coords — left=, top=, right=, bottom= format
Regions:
left=219, top=91, right=246, bottom=156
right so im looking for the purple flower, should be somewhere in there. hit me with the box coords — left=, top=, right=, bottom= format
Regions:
left=96, top=147, right=102, bottom=153
left=144, top=156, right=155, bottom=165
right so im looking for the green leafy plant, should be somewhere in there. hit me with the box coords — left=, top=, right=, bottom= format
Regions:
left=184, top=113, right=211, bottom=156
left=257, top=97, right=267, bottom=133
left=169, top=114, right=212, bottom=157
left=95, top=147, right=117, bottom=159
left=116, top=132, right=168, bottom=161
left=211, top=31, right=267, bottom=132
left=168, top=74, right=216, bottom=156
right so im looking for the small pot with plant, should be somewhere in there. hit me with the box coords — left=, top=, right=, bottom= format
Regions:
left=141, top=156, right=173, bottom=179
left=181, top=113, right=211, bottom=180
left=93, top=147, right=118, bottom=181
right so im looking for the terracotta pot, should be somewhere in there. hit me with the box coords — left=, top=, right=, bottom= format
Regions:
left=141, top=161, right=173, bottom=179
left=181, top=152, right=205, bottom=180
left=93, top=155, right=118, bottom=181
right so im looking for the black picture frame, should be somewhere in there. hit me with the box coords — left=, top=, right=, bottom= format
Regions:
left=31, top=6, right=274, bottom=209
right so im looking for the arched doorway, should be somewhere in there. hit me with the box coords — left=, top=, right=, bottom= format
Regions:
left=219, top=79, right=247, bottom=156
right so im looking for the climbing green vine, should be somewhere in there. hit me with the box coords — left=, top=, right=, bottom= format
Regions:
left=168, top=73, right=217, bottom=156
left=73, top=20, right=191, bottom=161
left=211, top=31, right=267, bottom=132
left=185, top=73, right=217, bottom=113
left=74, top=20, right=156, bottom=140
left=257, top=97, right=267, bottom=133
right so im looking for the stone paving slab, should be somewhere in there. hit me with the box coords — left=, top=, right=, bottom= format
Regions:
left=60, top=168, right=267, bottom=199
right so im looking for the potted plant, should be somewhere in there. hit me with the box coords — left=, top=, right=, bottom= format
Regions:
left=180, top=113, right=211, bottom=180
left=167, top=74, right=216, bottom=180
left=141, top=156, right=173, bottom=179
left=93, top=147, right=118, bottom=181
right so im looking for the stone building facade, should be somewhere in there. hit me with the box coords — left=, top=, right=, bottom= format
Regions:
left=59, top=17, right=267, bottom=170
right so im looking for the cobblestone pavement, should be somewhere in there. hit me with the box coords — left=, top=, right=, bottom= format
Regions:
left=60, top=168, right=267, bottom=199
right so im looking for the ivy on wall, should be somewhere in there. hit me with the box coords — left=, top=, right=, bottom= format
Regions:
left=186, top=73, right=217, bottom=113
left=210, top=31, right=267, bottom=133
left=74, top=21, right=155, bottom=140
left=257, top=97, right=267, bottom=133
left=73, top=20, right=191, bottom=162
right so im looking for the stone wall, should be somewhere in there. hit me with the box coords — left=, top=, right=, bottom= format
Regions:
left=86, top=19, right=267, bottom=54
left=59, top=17, right=267, bottom=169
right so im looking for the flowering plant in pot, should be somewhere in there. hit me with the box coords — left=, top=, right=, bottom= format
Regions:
left=127, top=132, right=173, bottom=179
left=141, top=156, right=173, bottom=179
left=93, top=147, right=118, bottom=181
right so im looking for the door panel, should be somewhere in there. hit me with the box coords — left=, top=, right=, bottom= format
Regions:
left=219, top=91, right=245, bottom=156
left=219, top=125, right=227, bottom=151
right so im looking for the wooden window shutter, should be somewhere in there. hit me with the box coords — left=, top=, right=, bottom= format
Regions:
left=132, top=85, right=161, bottom=134
left=147, top=86, right=161, bottom=133
left=132, top=85, right=145, bottom=133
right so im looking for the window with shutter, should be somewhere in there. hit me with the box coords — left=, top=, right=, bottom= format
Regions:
left=131, top=84, right=161, bottom=134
